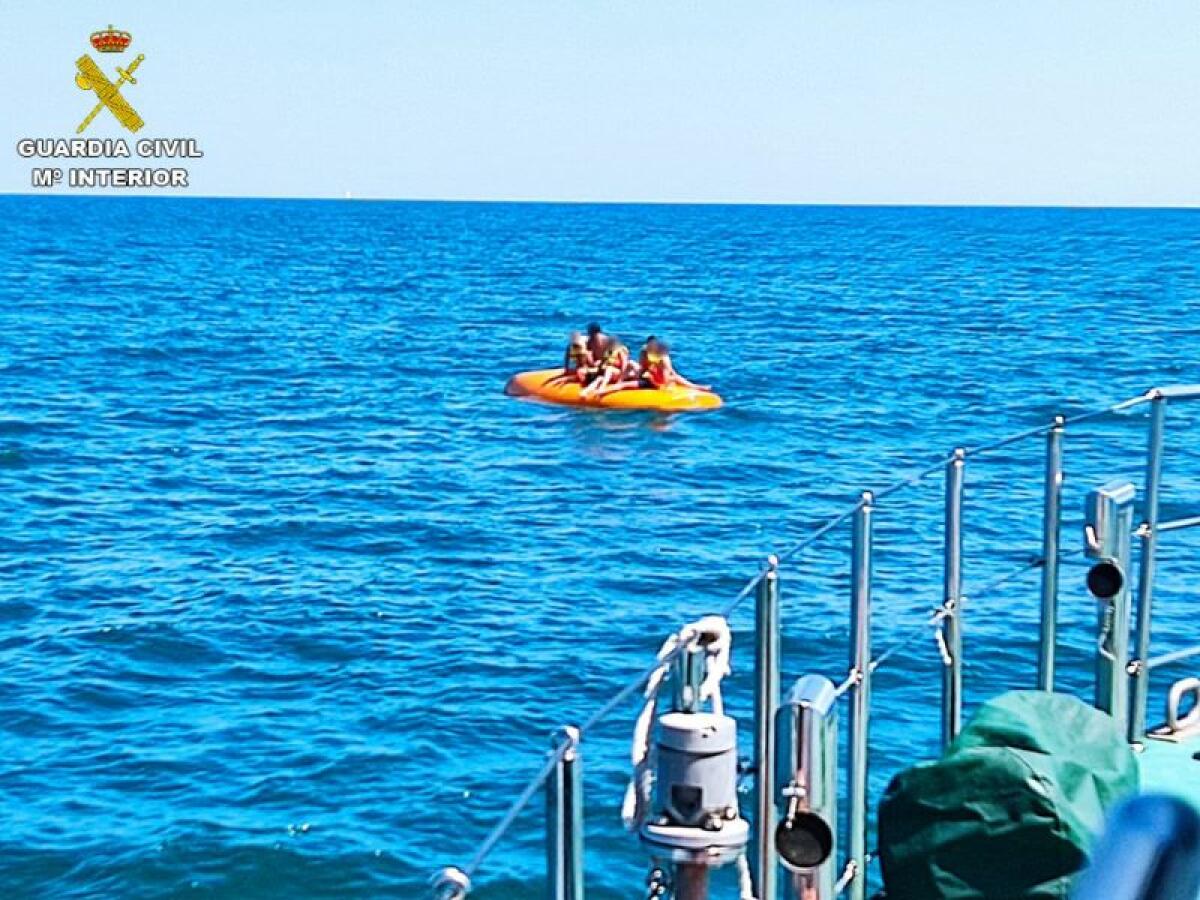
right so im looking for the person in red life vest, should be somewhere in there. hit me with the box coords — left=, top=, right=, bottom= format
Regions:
left=581, top=335, right=637, bottom=398
left=562, top=331, right=595, bottom=384
left=637, top=335, right=665, bottom=387
left=638, top=337, right=709, bottom=391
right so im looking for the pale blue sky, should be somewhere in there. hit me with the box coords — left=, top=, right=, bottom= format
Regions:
left=2, top=1, right=1197, bottom=205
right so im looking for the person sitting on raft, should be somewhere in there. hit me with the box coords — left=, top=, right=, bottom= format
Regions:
left=638, top=337, right=709, bottom=391
left=585, top=322, right=608, bottom=362
left=581, top=336, right=638, bottom=398
left=637, top=335, right=661, bottom=385
left=562, top=331, right=594, bottom=384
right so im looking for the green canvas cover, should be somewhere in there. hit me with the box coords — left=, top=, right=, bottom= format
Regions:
left=878, top=690, right=1139, bottom=899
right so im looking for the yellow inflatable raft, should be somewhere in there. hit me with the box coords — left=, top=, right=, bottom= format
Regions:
left=505, top=369, right=723, bottom=412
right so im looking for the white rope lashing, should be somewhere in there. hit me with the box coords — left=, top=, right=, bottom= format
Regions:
left=621, top=615, right=733, bottom=832
left=736, top=854, right=757, bottom=900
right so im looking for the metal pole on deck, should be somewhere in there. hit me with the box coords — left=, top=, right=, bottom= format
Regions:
left=546, top=726, right=584, bottom=900
left=674, top=864, right=710, bottom=900
left=673, top=641, right=706, bottom=714
left=754, top=555, right=781, bottom=900
left=1038, top=417, right=1064, bottom=691
left=1130, top=394, right=1167, bottom=743
left=775, top=675, right=839, bottom=900
left=1085, top=480, right=1136, bottom=725
left=846, top=492, right=873, bottom=900
left=942, top=449, right=965, bottom=748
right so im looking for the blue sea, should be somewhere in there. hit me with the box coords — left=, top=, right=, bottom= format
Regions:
left=1, top=196, right=1198, bottom=898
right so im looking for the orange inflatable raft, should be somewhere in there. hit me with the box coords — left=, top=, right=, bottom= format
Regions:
left=505, top=368, right=723, bottom=412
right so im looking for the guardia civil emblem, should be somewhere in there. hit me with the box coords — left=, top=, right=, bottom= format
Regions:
left=75, top=25, right=146, bottom=134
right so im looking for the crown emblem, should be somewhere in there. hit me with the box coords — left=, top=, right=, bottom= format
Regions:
left=90, top=24, right=132, bottom=54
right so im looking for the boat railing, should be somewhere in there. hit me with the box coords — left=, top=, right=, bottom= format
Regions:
left=430, top=385, right=1200, bottom=900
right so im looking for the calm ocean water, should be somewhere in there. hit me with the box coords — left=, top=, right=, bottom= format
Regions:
left=1, top=196, right=1198, bottom=898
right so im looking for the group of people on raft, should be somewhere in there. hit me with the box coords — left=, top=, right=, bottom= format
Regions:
left=561, top=322, right=710, bottom=399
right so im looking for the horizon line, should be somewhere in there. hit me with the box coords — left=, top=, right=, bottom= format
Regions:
left=1, top=191, right=1198, bottom=212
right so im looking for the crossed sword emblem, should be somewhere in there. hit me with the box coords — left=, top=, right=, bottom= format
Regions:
left=75, top=53, right=146, bottom=134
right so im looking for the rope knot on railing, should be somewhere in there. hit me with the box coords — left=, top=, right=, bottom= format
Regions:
left=833, top=667, right=863, bottom=700
left=933, top=599, right=958, bottom=667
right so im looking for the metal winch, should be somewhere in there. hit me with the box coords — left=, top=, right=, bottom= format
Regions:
left=641, top=709, right=749, bottom=865
left=623, top=615, right=751, bottom=887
